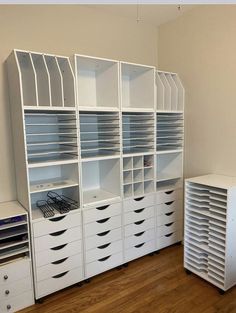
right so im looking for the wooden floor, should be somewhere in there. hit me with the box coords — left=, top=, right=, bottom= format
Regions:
left=20, top=245, right=236, bottom=313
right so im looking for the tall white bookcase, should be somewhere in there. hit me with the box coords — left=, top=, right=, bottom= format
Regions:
left=7, top=49, right=185, bottom=302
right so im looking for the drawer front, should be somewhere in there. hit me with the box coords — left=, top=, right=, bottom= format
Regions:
left=83, top=202, right=122, bottom=224
left=123, top=194, right=155, bottom=212
left=84, top=215, right=122, bottom=237
left=0, top=259, right=31, bottom=285
left=33, top=212, right=81, bottom=237
left=157, top=231, right=182, bottom=250
left=156, top=189, right=182, bottom=205
left=124, top=206, right=155, bottom=225
left=157, top=210, right=182, bottom=227
left=125, top=228, right=155, bottom=250
left=85, top=252, right=123, bottom=278
left=34, top=226, right=82, bottom=252
left=157, top=221, right=182, bottom=238
left=0, top=276, right=32, bottom=301
left=0, top=290, right=34, bottom=313
left=125, top=240, right=155, bottom=261
left=85, top=240, right=122, bottom=264
left=36, top=253, right=82, bottom=282
left=124, top=218, right=155, bottom=238
left=36, top=267, right=83, bottom=298
left=35, top=240, right=82, bottom=267
left=156, top=200, right=182, bottom=216
left=85, top=228, right=122, bottom=251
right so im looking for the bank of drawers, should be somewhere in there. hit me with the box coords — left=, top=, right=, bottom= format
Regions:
left=156, top=189, right=183, bottom=250
left=0, top=258, right=34, bottom=313
left=32, top=210, right=83, bottom=299
left=83, top=201, right=123, bottom=278
left=124, top=195, right=156, bottom=261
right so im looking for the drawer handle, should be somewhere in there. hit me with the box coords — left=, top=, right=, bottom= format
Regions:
left=134, top=220, right=145, bottom=225
left=134, top=197, right=144, bottom=202
left=96, top=205, right=109, bottom=210
left=51, top=244, right=68, bottom=251
left=134, top=208, right=145, bottom=213
left=165, top=212, right=174, bottom=216
left=4, top=275, right=8, bottom=280
left=97, top=230, right=110, bottom=237
left=97, top=243, right=111, bottom=249
left=165, top=222, right=174, bottom=227
left=49, top=216, right=66, bottom=222
left=50, top=229, right=67, bottom=236
left=7, top=305, right=11, bottom=310
left=52, top=271, right=69, bottom=279
left=165, top=233, right=173, bottom=237
left=98, top=255, right=111, bottom=262
left=134, top=231, right=145, bottom=237
left=135, top=243, right=145, bottom=248
left=165, top=190, right=174, bottom=195
left=5, top=290, right=10, bottom=295
left=96, top=218, right=110, bottom=224
left=165, top=201, right=174, bottom=206
left=52, top=257, right=68, bottom=265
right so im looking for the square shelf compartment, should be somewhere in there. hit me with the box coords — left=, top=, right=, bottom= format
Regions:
left=124, top=184, right=133, bottom=199
left=133, top=182, right=144, bottom=197
left=133, top=156, right=143, bottom=169
left=144, top=155, right=154, bottom=168
left=123, top=157, right=133, bottom=171
left=144, top=167, right=154, bottom=181
left=123, top=171, right=132, bottom=185
left=133, top=169, right=143, bottom=183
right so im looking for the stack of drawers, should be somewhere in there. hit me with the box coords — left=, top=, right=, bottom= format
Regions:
left=156, top=188, right=183, bottom=250
left=0, top=258, right=34, bottom=313
left=124, top=194, right=156, bottom=261
left=32, top=210, right=83, bottom=299
left=83, top=201, right=123, bottom=278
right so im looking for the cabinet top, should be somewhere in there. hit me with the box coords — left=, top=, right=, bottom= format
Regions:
left=186, top=174, right=236, bottom=190
left=0, top=201, right=27, bottom=219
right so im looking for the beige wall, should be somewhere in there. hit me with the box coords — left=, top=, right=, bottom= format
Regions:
left=0, top=5, right=158, bottom=202
left=158, top=5, right=236, bottom=178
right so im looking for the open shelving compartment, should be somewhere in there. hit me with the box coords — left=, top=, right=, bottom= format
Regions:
left=121, top=62, right=155, bottom=111
left=82, top=157, right=121, bottom=207
left=79, top=111, right=120, bottom=159
left=75, top=54, right=119, bottom=110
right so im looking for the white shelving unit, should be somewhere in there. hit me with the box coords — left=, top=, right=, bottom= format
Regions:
left=184, top=174, right=236, bottom=292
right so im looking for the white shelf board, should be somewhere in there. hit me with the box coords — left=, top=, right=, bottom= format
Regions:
left=83, top=189, right=121, bottom=207
left=156, top=149, right=183, bottom=155
left=28, top=158, right=79, bottom=168
left=0, top=246, right=29, bottom=260
left=156, top=174, right=181, bottom=183
left=0, top=201, right=27, bottom=220
left=30, top=178, right=79, bottom=193
left=24, top=106, right=76, bottom=111
left=78, top=106, right=119, bottom=112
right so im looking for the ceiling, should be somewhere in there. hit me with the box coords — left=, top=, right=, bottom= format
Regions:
left=90, top=4, right=195, bottom=27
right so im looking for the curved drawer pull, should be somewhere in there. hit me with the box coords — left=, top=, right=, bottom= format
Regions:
left=50, top=229, right=67, bottom=236
left=134, top=220, right=145, bottom=225
left=5, top=290, right=10, bottom=295
left=7, top=305, right=11, bottom=310
left=134, top=243, right=145, bottom=248
left=96, top=218, right=110, bottom=224
left=51, top=244, right=68, bottom=251
left=134, top=197, right=144, bottom=202
left=98, top=255, right=111, bottom=262
left=49, top=216, right=66, bottom=222
left=96, top=205, right=109, bottom=210
left=4, top=275, right=8, bottom=280
left=134, top=208, right=145, bottom=213
left=165, top=212, right=174, bottom=216
left=165, top=233, right=173, bottom=237
left=165, top=201, right=174, bottom=206
left=165, top=222, right=174, bottom=227
left=97, top=243, right=111, bottom=249
left=51, top=257, right=68, bottom=265
left=165, top=190, right=174, bottom=195
left=97, top=230, right=110, bottom=237
left=134, top=231, right=145, bottom=237
left=52, top=271, right=69, bottom=279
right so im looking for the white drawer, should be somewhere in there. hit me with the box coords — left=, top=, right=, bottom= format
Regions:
left=157, top=220, right=182, bottom=237
left=123, top=194, right=155, bottom=212
left=156, top=189, right=182, bottom=205
left=36, top=267, right=83, bottom=298
left=85, top=240, right=122, bottom=264
left=0, top=259, right=31, bottom=285
left=0, top=290, right=34, bottom=313
left=0, top=276, right=32, bottom=301
left=125, top=240, right=155, bottom=262
left=33, top=211, right=81, bottom=237
left=84, top=215, right=122, bottom=237
left=157, top=210, right=182, bottom=227
left=156, top=200, right=182, bottom=215
left=34, top=226, right=82, bottom=252
left=125, top=218, right=155, bottom=237
left=85, top=252, right=123, bottom=278
left=35, top=240, right=82, bottom=267
left=36, top=253, right=82, bottom=282
left=125, top=228, right=155, bottom=250
left=157, top=231, right=182, bottom=250
left=83, top=202, right=121, bottom=224
left=124, top=206, right=155, bottom=225
left=85, top=228, right=122, bottom=251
